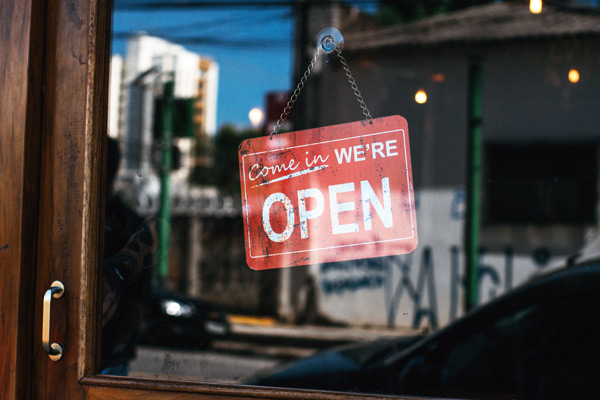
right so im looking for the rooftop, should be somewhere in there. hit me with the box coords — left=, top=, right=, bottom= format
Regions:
left=345, top=2, right=600, bottom=51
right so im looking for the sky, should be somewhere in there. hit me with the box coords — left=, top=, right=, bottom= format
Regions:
left=111, top=1, right=377, bottom=130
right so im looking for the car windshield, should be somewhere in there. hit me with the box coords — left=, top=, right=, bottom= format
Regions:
left=102, top=0, right=600, bottom=398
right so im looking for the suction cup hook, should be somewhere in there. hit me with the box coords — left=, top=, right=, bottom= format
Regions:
left=316, top=27, right=344, bottom=63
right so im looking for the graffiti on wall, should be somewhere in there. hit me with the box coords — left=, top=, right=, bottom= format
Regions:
left=318, top=244, right=554, bottom=330
left=320, top=258, right=386, bottom=295
left=315, top=189, right=557, bottom=329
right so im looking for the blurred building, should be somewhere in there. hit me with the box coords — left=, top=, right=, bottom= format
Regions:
left=108, top=54, right=124, bottom=139
left=107, top=35, right=249, bottom=297
left=195, top=58, right=219, bottom=139
left=288, top=2, right=600, bottom=328
left=108, top=34, right=220, bottom=213
left=264, top=91, right=291, bottom=135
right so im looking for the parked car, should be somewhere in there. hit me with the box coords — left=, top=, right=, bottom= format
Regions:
left=247, top=261, right=600, bottom=398
left=139, top=289, right=231, bottom=348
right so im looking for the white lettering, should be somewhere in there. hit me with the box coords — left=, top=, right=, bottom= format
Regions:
left=262, top=193, right=294, bottom=242
left=334, top=147, right=353, bottom=164
left=305, top=152, right=330, bottom=167
left=386, top=140, right=398, bottom=157
left=261, top=178, right=396, bottom=242
left=329, top=183, right=359, bottom=235
left=361, top=177, right=393, bottom=230
left=298, top=188, right=325, bottom=239
left=372, top=142, right=385, bottom=159
left=335, top=140, right=400, bottom=164
left=249, top=159, right=300, bottom=181
left=353, top=145, right=366, bottom=161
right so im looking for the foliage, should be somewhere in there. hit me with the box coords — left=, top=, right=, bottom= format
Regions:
left=190, top=124, right=262, bottom=195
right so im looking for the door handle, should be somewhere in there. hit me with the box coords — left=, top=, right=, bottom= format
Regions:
left=42, top=280, right=65, bottom=361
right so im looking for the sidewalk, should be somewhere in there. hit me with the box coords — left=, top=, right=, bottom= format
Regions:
left=228, top=315, right=420, bottom=349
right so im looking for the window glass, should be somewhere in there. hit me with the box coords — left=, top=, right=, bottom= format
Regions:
left=102, top=0, right=600, bottom=397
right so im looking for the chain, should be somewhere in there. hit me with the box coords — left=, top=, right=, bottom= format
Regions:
left=336, top=47, right=373, bottom=124
left=269, top=44, right=373, bottom=137
left=270, top=52, right=319, bottom=137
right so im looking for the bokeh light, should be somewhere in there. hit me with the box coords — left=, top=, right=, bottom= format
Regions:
left=415, top=90, right=428, bottom=104
left=248, top=107, right=264, bottom=128
left=530, top=0, right=542, bottom=14
left=568, top=69, right=580, bottom=83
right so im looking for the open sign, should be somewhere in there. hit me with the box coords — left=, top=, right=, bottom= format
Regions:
left=239, top=115, right=418, bottom=270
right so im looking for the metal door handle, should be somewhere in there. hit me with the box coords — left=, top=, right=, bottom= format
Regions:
left=42, top=281, right=65, bottom=361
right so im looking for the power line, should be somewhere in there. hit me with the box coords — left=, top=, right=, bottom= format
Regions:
left=136, top=10, right=292, bottom=35
left=114, top=0, right=380, bottom=11
left=112, top=31, right=293, bottom=48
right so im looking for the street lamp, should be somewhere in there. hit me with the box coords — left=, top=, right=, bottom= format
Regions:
left=249, top=107, right=264, bottom=128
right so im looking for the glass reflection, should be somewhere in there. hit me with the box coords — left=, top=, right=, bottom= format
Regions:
left=102, top=136, right=157, bottom=376
left=103, top=0, right=600, bottom=398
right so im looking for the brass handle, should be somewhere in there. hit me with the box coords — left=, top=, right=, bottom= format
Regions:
left=42, top=280, right=64, bottom=361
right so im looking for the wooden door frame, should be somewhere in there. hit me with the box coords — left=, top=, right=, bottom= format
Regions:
left=29, top=0, right=109, bottom=397
left=5, top=0, right=422, bottom=398
left=0, top=0, right=46, bottom=398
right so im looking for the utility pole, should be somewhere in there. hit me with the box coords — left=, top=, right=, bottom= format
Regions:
left=465, top=58, right=483, bottom=313
left=275, top=0, right=311, bottom=323
left=157, top=78, right=175, bottom=284
left=293, top=0, right=310, bottom=131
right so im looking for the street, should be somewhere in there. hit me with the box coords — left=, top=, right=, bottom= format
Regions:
left=128, top=322, right=407, bottom=384
left=129, top=337, right=320, bottom=384
left=129, top=344, right=284, bottom=383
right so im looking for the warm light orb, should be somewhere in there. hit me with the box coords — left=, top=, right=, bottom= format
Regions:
left=415, top=90, right=428, bottom=104
left=248, top=107, right=264, bottom=127
left=432, top=73, right=445, bottom=83
left=530, top=0, right=542, bottom=14
left=568, top=69, right=580, bottom=83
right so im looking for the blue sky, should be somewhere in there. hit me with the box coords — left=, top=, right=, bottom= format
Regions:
left=112, top=2, right=376, bottom=130
left=112, top=6, right=293, bottom=129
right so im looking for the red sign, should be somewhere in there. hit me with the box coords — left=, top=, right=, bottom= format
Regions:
left=239, top=115, right=417, bottom=270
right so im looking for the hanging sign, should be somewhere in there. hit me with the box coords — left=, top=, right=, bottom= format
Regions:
left=239, top=115, right=418, bottom=270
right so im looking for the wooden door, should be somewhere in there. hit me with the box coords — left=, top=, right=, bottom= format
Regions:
left=0, top=0, right=45, bottom=398
left=1, top=1, right=419, bottom=399
left=24, top=0, right=109, bottom=397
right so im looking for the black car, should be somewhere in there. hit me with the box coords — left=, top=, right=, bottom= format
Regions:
left=139, top=289, right=231, bottom=347
left=248, top=261, right=600, bottom=399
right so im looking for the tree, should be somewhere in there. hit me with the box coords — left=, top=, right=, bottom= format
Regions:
left=191, top=124, right=261, bottom=195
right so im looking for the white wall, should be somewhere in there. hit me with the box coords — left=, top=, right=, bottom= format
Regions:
left=108, top=55, right=123, bottom=138
left=311, top=189, right=565, bottom=329
left=202, top=59, right=219, bottom=136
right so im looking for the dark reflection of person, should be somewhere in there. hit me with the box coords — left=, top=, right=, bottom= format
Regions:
left=101, top=137, right=157, bottom=376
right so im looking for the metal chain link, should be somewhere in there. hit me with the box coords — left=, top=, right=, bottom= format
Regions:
left=270, top=44, right=373, bottom=137
left=270, top=53, right=319, bottom=137
left=335, top=47, right=373, bottom=124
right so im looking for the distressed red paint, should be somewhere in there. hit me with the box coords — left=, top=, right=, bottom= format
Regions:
left=239, top=115, right=418, bottom=270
